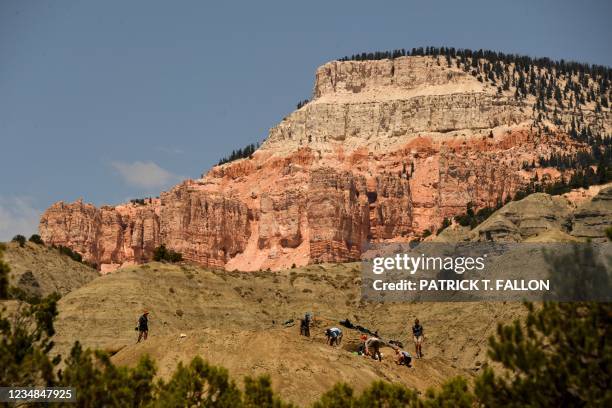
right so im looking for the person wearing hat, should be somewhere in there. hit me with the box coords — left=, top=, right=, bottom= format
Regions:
left=325, top=327, right=343, bottom=346
left=137, top=310, right=149, bottom=343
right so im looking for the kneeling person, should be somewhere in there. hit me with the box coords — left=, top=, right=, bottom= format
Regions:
left=395, top=349, right=412, bottom=367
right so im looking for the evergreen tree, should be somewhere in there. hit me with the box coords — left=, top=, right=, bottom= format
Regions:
left=0, top=291, right=60, bottom=386
left=475, top=301, right=611, bottom=406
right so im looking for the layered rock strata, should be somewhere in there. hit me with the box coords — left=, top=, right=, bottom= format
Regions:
left=39, top=56, right=609, bottom=271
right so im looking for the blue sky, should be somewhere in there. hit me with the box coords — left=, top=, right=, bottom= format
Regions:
left=1, top=0, right=611, bottom=240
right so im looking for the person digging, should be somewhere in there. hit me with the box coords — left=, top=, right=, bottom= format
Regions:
left=365, top=336, right=384, bottom=361
left=394, top=348, right=412, bottom=367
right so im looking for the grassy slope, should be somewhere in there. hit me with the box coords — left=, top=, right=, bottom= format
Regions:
left=3, top=241, right=99, bottom=297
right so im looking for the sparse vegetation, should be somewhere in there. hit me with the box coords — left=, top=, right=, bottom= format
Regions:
left=454, top=201, right=503, bottom=229
left=54, top=245, right=83, bottom=263
left=296, top=99, right=309, bottom=109
left=153, top=244, right=183, bottom=263
left=341, top=46, right=612, bottom=193
left=339, top=47, right=611, bottom=101
left=11, top=234, right=26, bottom=247
left=436, top=218, right=451, bottom=234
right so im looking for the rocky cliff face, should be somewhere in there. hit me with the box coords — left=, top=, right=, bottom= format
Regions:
left=39, top=56, right=610, bottom=271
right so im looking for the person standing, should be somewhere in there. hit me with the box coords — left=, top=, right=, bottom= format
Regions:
left=300, top=313, right=311, bottom=337
left=412, top=318, right=424, bottom=358
left=137, top=311, right=149, bottom=343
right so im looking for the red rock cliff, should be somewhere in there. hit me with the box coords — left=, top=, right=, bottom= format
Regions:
left=39, top=56, right=608, bottom=271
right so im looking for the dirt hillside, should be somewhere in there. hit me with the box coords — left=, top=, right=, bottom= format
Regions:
left=52, top=262, right=524, bottom=405
left=112, top=327, right=469, bottom=405
left=2, top=241, right=99, bottom=297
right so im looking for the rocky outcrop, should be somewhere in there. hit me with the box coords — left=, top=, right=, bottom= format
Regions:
left=158, top=183, right=252, bottom=268
left=435, top=184, right=612, bottom=243
left=571, top=186, right=612, bottom=241
left=40, top=199, right=161, bottom=269
left=472, top=194, right=574, bottom=241
left=306, top=168, right=369, bottom=262
left=262, top=57, right=530, bottom=156
left=39, top=56, right=610, bottom=271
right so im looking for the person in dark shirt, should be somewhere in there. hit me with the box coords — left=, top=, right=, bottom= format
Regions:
left=412, top=318, right=424, bottom=358
left=137, top=311, right=149, bottom=343
left=300, top=313, right=311, bottom=337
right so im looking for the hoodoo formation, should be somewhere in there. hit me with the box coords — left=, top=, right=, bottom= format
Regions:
left=39, top=52, right=611, bottom=272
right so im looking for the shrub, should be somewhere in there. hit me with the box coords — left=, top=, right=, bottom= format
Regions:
left=56, top=245, right=83, bottom=263
left=11, top=234, right=26, bottom=247
left=153, top=244, right=183, bottom=263
left=28, top=234, right=44, bottom=245
left=437, top=218, right=451, bottom=234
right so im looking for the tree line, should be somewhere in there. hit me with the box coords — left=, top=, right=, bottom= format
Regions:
left=217, top=142, right=260, bottom=166
left=339, top=46, right=611, bottom=83
left=340, top=46, right=611, bottom=147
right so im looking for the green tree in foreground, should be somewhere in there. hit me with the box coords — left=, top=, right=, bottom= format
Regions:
left=0, top=295, right=60, bottom=386
left=475, top=301, right=611, bottom=407
left=57, top=342, right=156, bottom=407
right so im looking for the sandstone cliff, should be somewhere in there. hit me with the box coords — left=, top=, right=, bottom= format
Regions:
left=39, top=55, right=610, bottom=271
